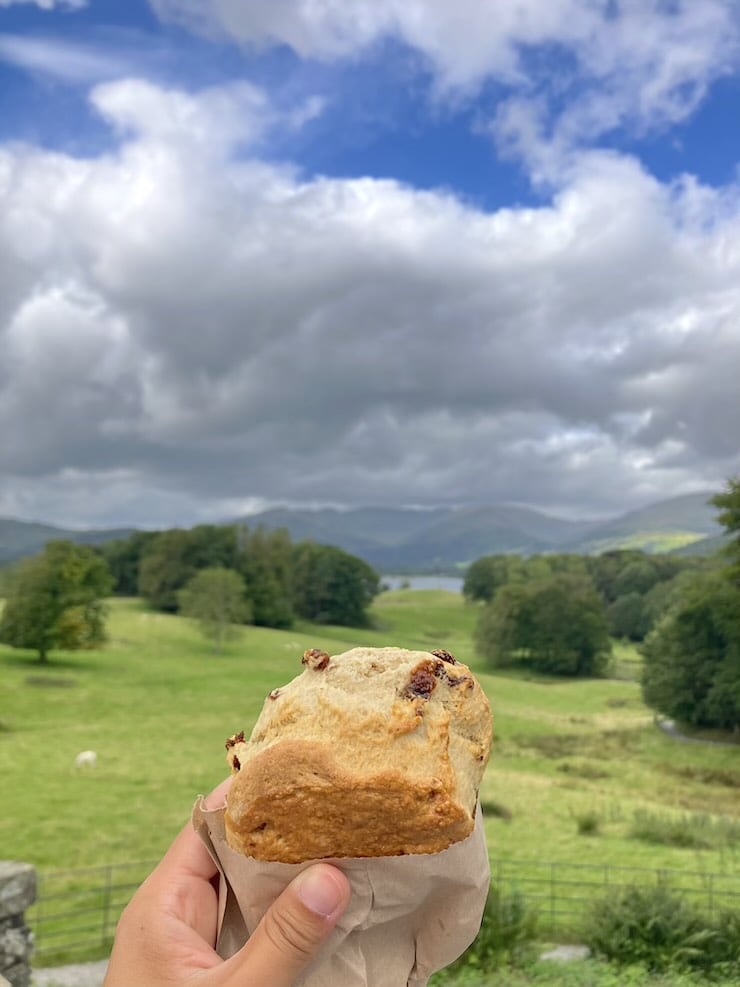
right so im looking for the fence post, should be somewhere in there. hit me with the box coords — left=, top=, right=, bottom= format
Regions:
left=550, top=862, right=556, bottom=935
left=101, top=865, right=113, bottom=947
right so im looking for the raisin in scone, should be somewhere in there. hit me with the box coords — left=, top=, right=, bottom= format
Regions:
left=223, top=646, right=493, bottom=863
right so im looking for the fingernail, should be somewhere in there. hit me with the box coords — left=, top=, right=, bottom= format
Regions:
left=296, top=866, right=345, bottom=918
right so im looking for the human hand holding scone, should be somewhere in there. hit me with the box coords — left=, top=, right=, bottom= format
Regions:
left=193, top=646, right=493, bottom=987
left=104, top=778, right=350, bottom=987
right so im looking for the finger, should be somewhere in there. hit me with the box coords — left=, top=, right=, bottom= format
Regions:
left=203, top=775, right=233, bottom=811
left=217, top=864, right=351, bottom=987
left=155, top=776, right=234, bottom=886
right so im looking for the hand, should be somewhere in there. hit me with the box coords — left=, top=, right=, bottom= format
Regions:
left=104, top=779, right=351, bottom=987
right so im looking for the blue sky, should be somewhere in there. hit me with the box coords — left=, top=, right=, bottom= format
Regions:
left=1, top=0, right=739, bottom=527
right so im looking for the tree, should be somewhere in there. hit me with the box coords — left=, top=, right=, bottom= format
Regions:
left=475, top=573, right=612, bottom=677
left=101, top=531, right=159, bottom=595
left=463, top=556, right=518, bottom=603
left=237, top=527, right=294, bottom=628
left=642, top=572, right=740, bottom=732
left=291, top=543, right=380, bottom=626
left=607, top=592, right=651, bottom=642
left=138, top=526, right=240, bottom=611
left=712, top=477, right=740, bottom=583
left=0, top=541, right=113, bottom=663
left=178, top=567, right=252, bottom=654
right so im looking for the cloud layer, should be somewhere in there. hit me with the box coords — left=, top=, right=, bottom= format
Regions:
left=1, top=73, right=739, bottom=526
left=151, top=0, right=740, bottom=174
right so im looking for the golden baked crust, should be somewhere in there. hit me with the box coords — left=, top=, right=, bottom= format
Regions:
left=224, top=646, right=493, bottom=862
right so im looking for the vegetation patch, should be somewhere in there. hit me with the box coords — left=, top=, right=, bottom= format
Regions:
left=584, top=883, right=740, bottom=976
left=25, top=675, right=77, bottom=689
left=481, top=798, right=513, bottom=822
left=660, top=763, right=740, bottom=789
left=448, top=886, right=539, bottom=974
left=557, top=761, right=611, bottom=780
left=629, top=809, right=740, bottom=850
left=574, top=809, right=602, bottom=835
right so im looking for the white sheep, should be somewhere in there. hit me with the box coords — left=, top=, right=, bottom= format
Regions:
left=75, top=750, right=98, bottom=769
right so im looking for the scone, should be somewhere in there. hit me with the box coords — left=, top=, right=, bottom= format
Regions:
left=223, top=646, right=493, bottom=863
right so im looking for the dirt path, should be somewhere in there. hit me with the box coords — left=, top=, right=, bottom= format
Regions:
left=656, top=717, right=740, bottom=749
left=32, top=961, right=107, bottom=987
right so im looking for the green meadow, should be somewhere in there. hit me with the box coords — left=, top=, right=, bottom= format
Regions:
left=3, top=590, right=740, bottom=873
left=2, top=589, right=740, bottom=980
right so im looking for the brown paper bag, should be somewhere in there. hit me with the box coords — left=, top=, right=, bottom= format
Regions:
left=192, top=798, right=490, bottom=987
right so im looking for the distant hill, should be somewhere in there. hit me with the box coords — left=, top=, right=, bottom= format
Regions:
left=565, top=493, right=721, bottom=555
left=0, top=519, right=135, bottom=565
left=671, top=532, right=732, bottom=557
left=236, top=492, right=724, bottom=569
left=0, top=490, right=725, bottom=572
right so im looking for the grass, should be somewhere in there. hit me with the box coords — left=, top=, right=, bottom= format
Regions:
left=3, top=589, right=740, bottom=970
left=430, top=961, right=739, bottom=986
left=2, top=591, right=740, bottom=874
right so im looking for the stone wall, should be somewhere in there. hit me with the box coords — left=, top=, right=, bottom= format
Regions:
left=0, top=863, right=36, bottom=987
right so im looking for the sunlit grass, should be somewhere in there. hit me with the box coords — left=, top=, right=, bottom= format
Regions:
left=2, top=591, right=740, bottom=884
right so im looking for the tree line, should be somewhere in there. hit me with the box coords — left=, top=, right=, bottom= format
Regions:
left=467, top=478, right=740, bottom=733
left=0, top=524, right=380, bottom=661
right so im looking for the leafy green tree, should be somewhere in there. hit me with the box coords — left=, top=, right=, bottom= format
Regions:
left=642, top=572, right=740, bottom=732
left=0, top=541, right=113, bottom=663
left=586, top=550, right=648, bottom=604
left=237, top=527, right=294, bottom=628
left=178, top=567, right=252, bottom=654
left=101, top=531, right=159, bottom=595
left=475, top=573, right=611, bottom=677
left=138, top=525, right=240, bottom=611
left=463, top=556, right=514, bottom=603
left=712, top=477, right=740, bottom=583
left=463, top=553, right=586, bottom=604
left=613, top=559, right=661, bottom=598
left=138, top=529, right=193, bottom=611
left=607, top=592, right=651, bottom=641
left=292, top=543, right=379, bottom=626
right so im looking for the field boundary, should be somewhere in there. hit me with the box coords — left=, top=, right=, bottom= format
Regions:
left=28, top=856, right=740, bottom=965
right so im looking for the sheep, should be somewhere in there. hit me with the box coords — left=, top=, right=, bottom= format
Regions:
left=75, top=750, right=98, bottom=769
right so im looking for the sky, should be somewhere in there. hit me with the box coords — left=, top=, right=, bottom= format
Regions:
left=1, top=0, right=740, bottom=529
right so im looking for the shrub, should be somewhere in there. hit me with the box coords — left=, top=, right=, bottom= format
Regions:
left=480, top=798, right=513, bottom=822
left=558, top=760, right=611, bottom=780
left=584, top=883, right=709, bottom=971
left=704, top=908, right=740, bottom=971
left=452, top=886, right=538, bottom=972
left=575, top=810, right=601, bottom=835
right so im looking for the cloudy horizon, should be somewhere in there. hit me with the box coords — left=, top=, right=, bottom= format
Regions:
left=1, top=0, right=739, bottom=529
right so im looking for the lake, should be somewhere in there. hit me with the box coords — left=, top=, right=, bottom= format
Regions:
left=381, top=574, right=464, bottom=593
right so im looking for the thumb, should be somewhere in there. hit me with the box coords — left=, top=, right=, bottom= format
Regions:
left=218, top=864, right=351, bottom=987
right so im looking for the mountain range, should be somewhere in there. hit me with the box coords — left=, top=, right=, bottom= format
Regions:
left=0, top=492, right=725, bottom=571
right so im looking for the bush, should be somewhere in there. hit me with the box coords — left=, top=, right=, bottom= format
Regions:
left=452, top=886, right=538, bottom=972
left=584, top=883, right=709, bottom=972
left=480, top=798, right=513, bottom=822
left=575, top=810, right=601, bottom=835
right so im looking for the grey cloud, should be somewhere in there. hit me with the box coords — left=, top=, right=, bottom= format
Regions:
left=1, top=78, right=739, bottom=526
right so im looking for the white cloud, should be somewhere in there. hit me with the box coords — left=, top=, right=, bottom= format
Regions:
left=0, top=33, right=129, bottom=83
left=1, top=77, right=739, bottom=526
left=149, top=0, right=740, bottom=178
left=0, top=0, right=86, bottom=9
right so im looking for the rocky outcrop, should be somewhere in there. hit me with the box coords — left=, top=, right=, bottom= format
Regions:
left=0, top=863, right=36, bottom=987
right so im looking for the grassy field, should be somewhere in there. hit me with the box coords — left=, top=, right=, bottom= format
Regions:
left=2, top=590, right=740, bottom=873
left=2, top=589, right=740, bottom=977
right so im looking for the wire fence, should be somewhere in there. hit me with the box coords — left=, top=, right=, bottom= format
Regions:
left=27, top=856, right=740, bottom=966
left=28, top=860, right=156, bottom=965
left=492, top=858, right=740, bottom=937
